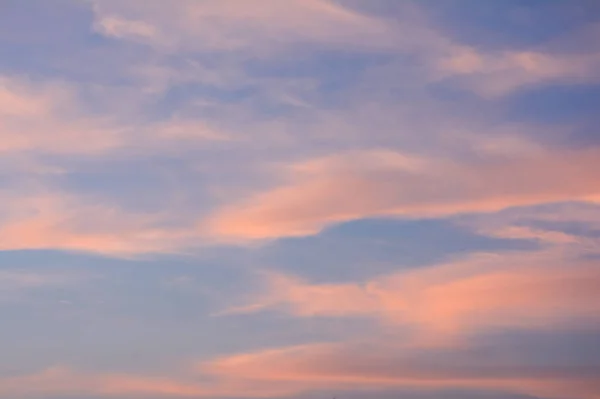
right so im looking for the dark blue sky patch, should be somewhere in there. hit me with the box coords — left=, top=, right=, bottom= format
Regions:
left=246, top=49, right=391, bottom=79
left=419, top=0, right=600, bottom=51
left=506, top=84, right=600, bottom=124
left=502, top=83, right=600, bottom=146
left=0, top=249, right=122, bottom=270
left=256, top=218, right=537, bottom=283
left=0, top=0, right=125, bottom=80
left=246, top=49, right=393, bottom=97
left=472, top=328, right=600, bottom=371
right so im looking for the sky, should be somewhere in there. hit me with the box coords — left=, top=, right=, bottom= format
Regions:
left=1, top=0, right=600, bottom=398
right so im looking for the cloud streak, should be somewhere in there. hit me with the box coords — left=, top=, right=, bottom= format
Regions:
left=0, top=76, right=122, bottom=154
left=224, top=250, right=600, bottom=342
left=207, top=147, right=600, bottom=241
left=0, top=188, right=197, bottom=256
left=202, top=338, right=600, bottom=399
left=91, top=0, right=395, bottom=53
left=1, top=2, right=600, bottom=399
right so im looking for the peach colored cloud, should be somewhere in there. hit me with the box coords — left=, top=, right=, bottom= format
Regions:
left=479, top=225, right=581, bottom=245
left=153, top=118, right=230, bottom=141
left=4, top=345, right=598, bottom=399
left=435, top=46, right=600, bottom=97
left=91, top=0, right=394, bottom=52
left=455, top=201, right=600, bottom=253
left=0, top=189, right=195, bottom=256
left=0, top=366, right=208, bottom=398
left=0, top=270, right=85, bottom=289
left=0, top=75, right=228, bottom=158
left=2, top=249, right=598, bottom=399
left=202, top=342, right=600, bottom=399
left=0, top=76, right=122, bottom=154
left=223, top=251, right=600, bottom=341
left=91, top=0, right=600, bottom=95
left=206, top=147, right=600, bottom=241
left=0, top=365, right=305, bottom=398
left=92, top=0, right=600, bottom=96
left=219, top=271, right=381, bottom=317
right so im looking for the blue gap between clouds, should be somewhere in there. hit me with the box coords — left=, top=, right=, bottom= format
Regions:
left=256, top=218, right=538, bottom=284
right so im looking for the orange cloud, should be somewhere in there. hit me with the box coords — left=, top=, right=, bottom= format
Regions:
left=386, top=255, right=600, bottom=337
left=206, top=147, right=600, bottom=241
left=223, top=251, right=600, bottom=340
left=0, top=189, right=195, bottom=256
left=203, top=341, right=600, bottom=399
left=7, top=345, right=595, bottom=399
left=5, top=337, right=598, bottom=399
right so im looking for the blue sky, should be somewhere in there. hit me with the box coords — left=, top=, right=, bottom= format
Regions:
left=1, top=1, right=600, bottom=398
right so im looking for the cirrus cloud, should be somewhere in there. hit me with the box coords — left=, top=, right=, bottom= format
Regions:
left=206, top=146, right=600, bottom=241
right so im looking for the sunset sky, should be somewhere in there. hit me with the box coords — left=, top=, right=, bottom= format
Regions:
left=1, top=1, right=600, bottom=398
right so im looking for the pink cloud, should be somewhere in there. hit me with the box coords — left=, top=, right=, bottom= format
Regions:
left=223, top=250, right=600, bottom=341
left=0, top=366, right=304, bottom=398
left=0, top=366, right=206, bottom=398
left=0, top=75, right=227, bottom=158
left=206, top=147, right=600, bottom=241
left=434, top=46, right=600, bottom=97
left=6, top=340, right=598, bottom=399
left=3, top=248, right=598, bottom=399
left=0, top=76, right=122, bottom=154
left=87, top=1, right=600, bottom=101
left=455, top=202, right=600, bottom=253
left=0, top=189, right=195, bottom=256
left=218, top=271, right=381, bottom=317
left=202, top=341, right=600, bottom=399
left=91, top=0, right=394, bottom=52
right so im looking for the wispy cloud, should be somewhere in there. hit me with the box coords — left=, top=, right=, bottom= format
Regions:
left=0, top=267, right=92, bottom=304
left=4, top=331, right=599, bottom=399
left=222, top=249, right=600, bottom=344
left=0, top=365, right=302, bottom=398
left=434, top=47, right=600, bottom=97
left=91, top=0, right=600, bottom=97
left=0, top=188, right=196, bottom=256
left=91, top=0, right=395, bottom=53
left=0, top=366, right=207, bottom=398
left=206, top=146, right=600, bottom=241
left=1, top=2, right=600, bottom=398
left=202, top=337, right=600, bottom=399
left=0, top=76, right=122, bottom=154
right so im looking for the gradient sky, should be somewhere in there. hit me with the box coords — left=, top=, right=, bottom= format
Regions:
left=1, top=1, right=600, bottom=398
